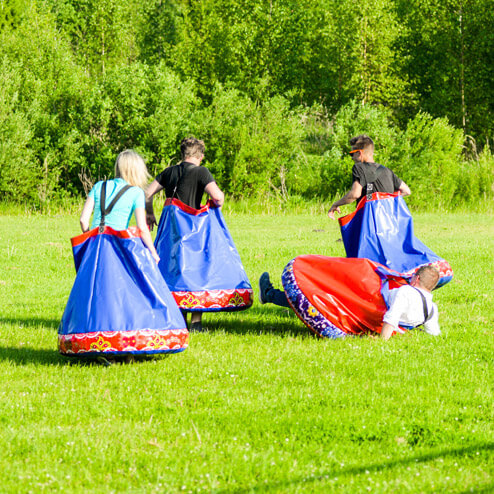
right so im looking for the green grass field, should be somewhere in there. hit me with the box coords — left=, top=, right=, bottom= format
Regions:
left=0, top=209, right=492, bottom=493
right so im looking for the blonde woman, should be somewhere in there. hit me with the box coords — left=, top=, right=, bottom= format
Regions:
left=59, top=150, right=188, bottom=361
left=80, top=150, right=159, bottom=263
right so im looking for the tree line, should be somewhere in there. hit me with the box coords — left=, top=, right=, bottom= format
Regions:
left=0, top=0, right=492, bottom=208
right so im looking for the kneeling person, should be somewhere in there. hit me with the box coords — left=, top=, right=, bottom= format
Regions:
left=380, top=265, right=440, bottom=340
left=259, top=261, right=441, bottom=340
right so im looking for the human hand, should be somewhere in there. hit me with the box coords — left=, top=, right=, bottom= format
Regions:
left=327, top=206, right=341, bottom=220
left=146, top=212, right=157, bottom=231
left=152, top=252, right=160, bottom=264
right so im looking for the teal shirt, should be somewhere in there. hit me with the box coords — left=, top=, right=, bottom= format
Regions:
left=88, top=178, right=145, bottom=230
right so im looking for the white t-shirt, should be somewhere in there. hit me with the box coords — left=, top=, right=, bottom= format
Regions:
left=383, top=285, right=440, bottom=336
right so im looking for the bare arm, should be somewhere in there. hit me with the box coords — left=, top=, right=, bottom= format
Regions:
left=204, top=181, right=225, bottom=207
left=380, top=322, right=395, bottom=340
left=135, top=207, right=160, bottom=263
left=79, top=196, right=95, bottom=233
left=145, top=180, right=163, bottom=231
left=398, top=181, right=411, bottom=197
left=328, top=181, right=362, bottom=219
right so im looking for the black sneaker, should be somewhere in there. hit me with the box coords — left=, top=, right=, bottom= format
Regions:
left=258, top=272, right=274, bottom=304
left=189, top=321, right=204, bottom=332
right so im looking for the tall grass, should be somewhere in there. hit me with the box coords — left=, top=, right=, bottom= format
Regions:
left=2, top=189, right=493, bottom=219
left=0, top=209, right=492, bottom=492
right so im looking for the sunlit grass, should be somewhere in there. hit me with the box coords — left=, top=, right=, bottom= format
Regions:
left=0, top=210, right=492, bottom=492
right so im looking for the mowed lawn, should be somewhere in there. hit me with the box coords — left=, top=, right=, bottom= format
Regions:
left=0, top=209, right=492, bottom=493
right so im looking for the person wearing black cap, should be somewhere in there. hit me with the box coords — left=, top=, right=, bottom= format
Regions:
left=328, top=134, right=410, bottom=219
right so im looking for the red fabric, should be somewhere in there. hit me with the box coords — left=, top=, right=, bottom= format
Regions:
left=164, top=197, right=218, bottom=215
left=71, top=226, right=142, bottom=247
left=172, top=288, right=253, bottom=310
left=293, top=256, right=400, bottom=335
left=59, top=328, right=189, bottom=355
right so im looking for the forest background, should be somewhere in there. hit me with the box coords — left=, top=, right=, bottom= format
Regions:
left=0, top=0, right=493, bottom=210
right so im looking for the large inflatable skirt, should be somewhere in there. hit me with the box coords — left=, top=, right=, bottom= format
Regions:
left=338, top=193, right=453, bottom=287
left=154, top=198, right=253, bottom=312
left=58, top=227, right=188, bottom=357
left=282, top=255, right=411, bottom=339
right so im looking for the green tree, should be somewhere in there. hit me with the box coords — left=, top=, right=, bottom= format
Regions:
left=194, top=85, right=305, bottom=198
left=137, top=0, right=181, bottom=65
left=42, top=0, right=141, bottom=76
left=82, top=62, right=199, bottom=180
left=0, top=60, right=38, bottom=200
left=0, top=1, right=89, bottom=201
left=396, top=0, right=494, bottom=145
left=0, top=0, right=25, bottom=29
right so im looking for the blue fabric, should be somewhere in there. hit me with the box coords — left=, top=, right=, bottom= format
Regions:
left=89, top=179, right=144, bottom=230
left=374, top=265, right=410, bottom=310
left=154, top=203, right=252, bottom=293
left=59, top=231, right=186, bottom=337
left=340, top=194, right=442, bottom=274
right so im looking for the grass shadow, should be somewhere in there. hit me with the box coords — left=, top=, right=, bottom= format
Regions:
left=201, top=306, right=314, bottom=339
left=0, top=346, right=163, bottom=367
left=0, top=317, right=59, bottom=330
left=0, top=346, right=65, bottom=366
left=221, top=442, right=494, bottom=493
left=204, top=318, right=313, bottom=339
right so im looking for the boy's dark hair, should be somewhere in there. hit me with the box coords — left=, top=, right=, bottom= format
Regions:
left=180, top=137, right=205, bottom=160
left=350, top=134, right=374, bottom=151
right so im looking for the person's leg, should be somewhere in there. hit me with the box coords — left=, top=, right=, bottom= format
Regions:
left=180, top=309, right=188, bottom=324
left=190, top=312, right=204, bottom=332
left=258, top=272, right=290, bottom=308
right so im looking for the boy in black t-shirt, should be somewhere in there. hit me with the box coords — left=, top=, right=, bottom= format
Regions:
left=146, top=137, right=224, bottom=222
left=145, top=137, right=224, bottom=332
left=328, top=135, right=410, bottom=219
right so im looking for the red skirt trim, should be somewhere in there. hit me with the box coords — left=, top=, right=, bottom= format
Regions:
left=164, top=198, right=218, bottom=215
left=172, top=288, right=253, bottom=311
left=59, top=328, right=189, bottom=355
left=71, top=226, right=142, bottom=247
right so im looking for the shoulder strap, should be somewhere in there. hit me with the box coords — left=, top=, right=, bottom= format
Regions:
left=99, top=181, right=132, bottom=232
left=412, top=286, right=432, bottom=325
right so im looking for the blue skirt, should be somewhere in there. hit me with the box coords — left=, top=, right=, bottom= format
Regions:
left=58, top=226, right=188, bottom=356
left=339, top=193, right=453, bottom=287
left=154, top=199, right=253, bottom=311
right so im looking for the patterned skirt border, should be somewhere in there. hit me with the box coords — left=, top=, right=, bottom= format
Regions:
left=172, top=288, right=253, bottom=312
left=405, top=259, right=453, bottom=287
left=59, top=328, right=189, bottom=356
left=281, top=260, right=348, bottom=339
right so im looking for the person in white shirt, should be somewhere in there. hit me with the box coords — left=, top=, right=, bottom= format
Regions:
left=381, top=265, right=440, bottom=340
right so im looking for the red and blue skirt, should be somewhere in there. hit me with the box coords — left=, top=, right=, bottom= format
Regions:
left=282, top=256, right=409, bottom=339
left=339, top=193, right=453, bottom=287
left=58, top=227, right=188, bottom=356
left=154, top=199, right=253, bottom=312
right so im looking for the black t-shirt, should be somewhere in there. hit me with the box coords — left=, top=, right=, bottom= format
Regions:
left=155, top=162, right=215, bottom=209
left=352, top=162, right=402, bottom=204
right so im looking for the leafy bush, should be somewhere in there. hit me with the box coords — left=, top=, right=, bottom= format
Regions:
left=0, top=2, right=491, bottom=212
left=393, top=112, right=464, bottom=208
left=326, top=100, right=399, bottom=163
left=454, top=145, right=494, bottom=206
left=0, top=2, right=89, bottom=202
left=0, top=60, right=39, bottom=201
left=196, top=87, right=305, bottom=199
left=81, top=62, right=199, bottom=182
left=294, top=101, right=399, bottom=199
